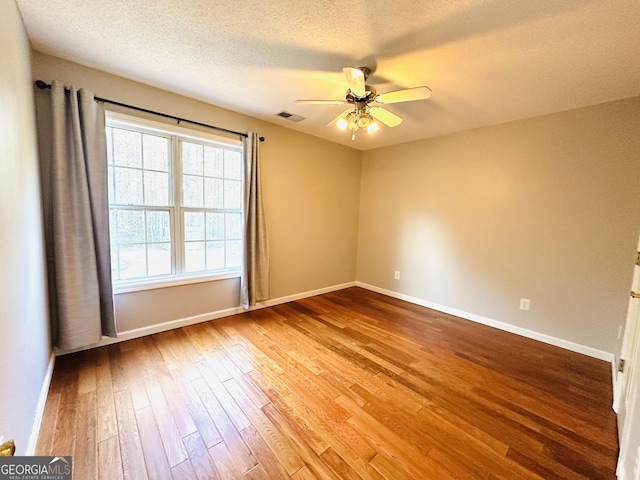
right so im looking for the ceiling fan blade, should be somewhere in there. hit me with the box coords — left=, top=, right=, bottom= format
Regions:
left=369, top=107, right=403, bottom=127
left=375, top=86, right=432, bottom=104
left=343, top=67, right=366, bottom=98
left=327, top=109, right=352, bottom=127
left=296, top=99, right=347, bottom=105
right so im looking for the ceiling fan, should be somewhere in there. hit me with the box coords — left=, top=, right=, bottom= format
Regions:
left=296, top=67, right=432, bottom=140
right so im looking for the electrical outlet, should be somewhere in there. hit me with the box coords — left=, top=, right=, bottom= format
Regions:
left=394, top=270, right=400, bottom=280
left=519, top=298, right=530, bottom=311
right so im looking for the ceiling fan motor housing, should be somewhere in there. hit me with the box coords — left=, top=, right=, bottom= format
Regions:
left=346, top=85, right=377, bottom=103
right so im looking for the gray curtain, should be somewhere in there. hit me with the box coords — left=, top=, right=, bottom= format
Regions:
left=39, top=80, right=116, bottom=351
left=240, top=133, right=270, bottom=308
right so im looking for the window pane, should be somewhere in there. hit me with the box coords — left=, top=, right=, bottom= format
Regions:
left=184, top=242, right=205, bottom=272
left=108, top=166, right=115, bottom=204
left=144, top=171, right=169, bottom=205
left=224, top=179, right=242, bottom=209
left=111, top=251, right=119, bottom=281
left=112, top=128, right=142, bottom=167
left=206, top=212, right=224, bottom=240
left=109, top=209, right=118, bottom=246
left=146, top=211, right=170, bottom=242
left=117, top=210, right=145, bottom=244
left=224, top=149, right=242, bottom=180
left=226, top=240, right=242, bottom=268
left=206, top=241, right=225, bottom=270
left=115, top=167, right=143, bottom=205
left=182, top=142, right=203, bottom=175
left=106, top=127, right=114, bottom=165
left=183, top=175, right=204, bottom=207
left=225, top=213, right=242, bottom=240
left=204, top=177, right=223, bottom=208
left=204, top=146, right=224, bottom=177
left=147, top=243, right=171, bottom=276
left=184, top=211, right=205, bottom=241
left=143, top=134, right=169, bottom=171
left=118, top=244, right=147, bottom=279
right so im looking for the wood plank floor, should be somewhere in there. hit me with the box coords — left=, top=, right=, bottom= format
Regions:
left=36, top=287, right=619, bottom=479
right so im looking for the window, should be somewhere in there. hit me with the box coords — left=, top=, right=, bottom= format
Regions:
left=106, top=113, right=243, bottom=288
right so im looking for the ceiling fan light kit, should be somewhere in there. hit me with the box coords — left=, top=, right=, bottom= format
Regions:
left=297, top=66, right=432, bottom=140
left=335, top=100, right=380, bottom=140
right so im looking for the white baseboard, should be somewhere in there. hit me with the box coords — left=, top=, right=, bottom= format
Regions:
left=57, top=281, right=357, bottom=356
left=26, top=352, right=56, bottom=456
left=356, top=282, right=615, bottom=363
left=258, top=281, right=356, bottom=308
left=60, top=279, right=614, bottom=364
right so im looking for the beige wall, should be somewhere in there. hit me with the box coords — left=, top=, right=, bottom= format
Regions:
left=0, top=0, right=51, bottom=454
left=32, top=52, right=362, bottom=334
left=357, top=97, right=640, bottom=354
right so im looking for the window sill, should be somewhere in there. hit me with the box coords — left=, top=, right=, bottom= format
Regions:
left=113, top=270, right=241, bottom=294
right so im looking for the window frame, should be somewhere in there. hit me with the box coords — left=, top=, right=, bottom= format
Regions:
left=106, top=111, right=244, bottom=293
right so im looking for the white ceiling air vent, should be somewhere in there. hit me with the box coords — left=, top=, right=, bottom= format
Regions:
left=276, top=111, right=305, bottom=122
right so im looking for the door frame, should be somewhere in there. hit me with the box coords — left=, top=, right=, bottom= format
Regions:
left=615, top=241, right=640, bottom=479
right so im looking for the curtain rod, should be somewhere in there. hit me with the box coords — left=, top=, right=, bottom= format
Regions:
left=34, top=80, right=265, bottom=142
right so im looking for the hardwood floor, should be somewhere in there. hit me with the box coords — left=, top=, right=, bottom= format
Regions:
left=36, top=287, right=618, bottom=479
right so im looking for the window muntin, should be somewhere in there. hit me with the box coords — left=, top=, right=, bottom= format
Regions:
left=106, top=114, right=243, bottom=286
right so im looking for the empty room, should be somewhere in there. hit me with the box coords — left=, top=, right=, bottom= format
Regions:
left=2, top=0, right=640, bottom=479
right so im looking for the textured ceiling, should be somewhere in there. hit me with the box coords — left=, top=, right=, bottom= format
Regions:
left=15, top=0, right=640, bottom=150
